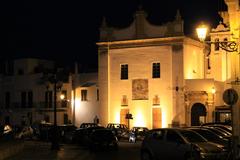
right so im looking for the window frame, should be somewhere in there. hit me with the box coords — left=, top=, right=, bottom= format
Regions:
left=120, top=64, right=128, bottom=80
left=214, top=38, right=220, bottom=51
left=152, top=62, right=161, bottom=78
left=81, top=89, right=88, bottom=101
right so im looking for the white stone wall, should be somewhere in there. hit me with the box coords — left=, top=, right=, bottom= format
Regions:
left=74, top=86, right=99, bottom=127
left=108, top=46, right=174, bottom=128
left=98, top=48, right=109, bottom=126
left=0, top=59, right=72, bottom=126
left=184, top=42, right=204, bottom=79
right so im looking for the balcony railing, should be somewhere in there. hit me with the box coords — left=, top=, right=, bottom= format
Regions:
left=6, top=101, right=70, bottom=110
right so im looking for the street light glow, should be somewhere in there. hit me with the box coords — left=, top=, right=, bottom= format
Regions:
left=211, top=87, right=216, bottom=94
left=196, top=24, right=208, bottom=42
left=60, top=94, right=65, bottom=100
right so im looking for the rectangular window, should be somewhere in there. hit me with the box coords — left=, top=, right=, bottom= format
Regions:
left=215, top=38, right=219, bottom=51
left=81, top=89, right=87, bottom=101
left=61, top=90, right=67, bottom=99
left=61, top=90, right=67, bottom=107
left=152, top=63, right=160, bottom=78
left=121, top=64, right=128, bottom=80
left=28, top=91, right=33, bottom=108
left=45, top=91, right=48, bottom=108
left=45, top=91, right=52, bottom=108
left=96, top=89, right=99, bottom=101
left=21, top=92, right=27, bottom=108
left=5, top=92, right=10, bottom=109
left=64, top=114, right=68, bottom=124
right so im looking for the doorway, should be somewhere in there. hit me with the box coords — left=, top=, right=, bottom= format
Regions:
left=191, top=103, right=206, bottom=126
left=152, top=108, right=162, bottom=129
left=120, top=108, right=129, bottom=127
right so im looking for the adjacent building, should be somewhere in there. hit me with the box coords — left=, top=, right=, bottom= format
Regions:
left=0, top=58, right=72, bottom=126
left=72, top=69, right=99, bottom=127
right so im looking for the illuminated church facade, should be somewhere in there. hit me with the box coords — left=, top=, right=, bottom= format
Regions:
left=97, top=2, right=240, bottom=129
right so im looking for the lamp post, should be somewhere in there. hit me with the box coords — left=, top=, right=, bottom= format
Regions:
left=45, top=74, right=63, bottom=150
left=196, top=23, right=238, bottom=52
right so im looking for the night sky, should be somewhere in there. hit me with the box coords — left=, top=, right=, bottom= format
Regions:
left=1, top=0, right=227, bottom=72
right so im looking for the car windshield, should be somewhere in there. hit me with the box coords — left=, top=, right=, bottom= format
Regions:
left=179, top=130, right=207, bottom=143
left=205, top=127, right=228, bottom=137
left=191, top=129, right=220, bottom=141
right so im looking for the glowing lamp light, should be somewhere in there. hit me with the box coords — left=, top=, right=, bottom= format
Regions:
left=211, top=87, right=216, bottom=94
left=196, top=24, right=208, bottom=42
left=60, top=94, right=65, bottom=100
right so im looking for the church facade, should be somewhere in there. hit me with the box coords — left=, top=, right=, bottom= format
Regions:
left=97, top=9, right=229, bottom=129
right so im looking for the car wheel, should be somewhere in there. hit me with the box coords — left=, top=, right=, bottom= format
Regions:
left=141, top=151, right=153, bottom=160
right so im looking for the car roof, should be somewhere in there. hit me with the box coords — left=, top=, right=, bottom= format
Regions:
left=151, top=128, right=184, bottom=131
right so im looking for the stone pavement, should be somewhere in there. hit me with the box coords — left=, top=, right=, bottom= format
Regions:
left=6, top=141, right=91, bottom=160
left=6, top=140, right=141, bottom=160
left=0, top=139, right=24, bottom=160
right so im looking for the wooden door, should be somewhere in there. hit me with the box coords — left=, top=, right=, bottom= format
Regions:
left=152, top=108, right=162, bottom=129
left=120, top=108, right=129, bottom=127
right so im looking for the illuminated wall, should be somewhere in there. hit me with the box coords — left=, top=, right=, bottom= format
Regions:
left=224, top=0, right=240, bottom=79
left=209, top=23, right=232, bottom=82
left=97, top=37, right=205, bottom=129
left=108, top=45, right=174, bottom=129
left=183, top=40, right=205, bottom=79
left=73, top=86, right=99, bottom=127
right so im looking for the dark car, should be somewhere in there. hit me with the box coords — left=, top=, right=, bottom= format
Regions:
left=89, top=128, right=118, bottom=151
left=58, top=124, right=77, bottom=143
left=141, top=128, right=227, bottom=160
left=106, top=123, right=129, bottom=141
left=187, top=127, right=230, bottom=150
left=73, top=126, right=105, bottom=146
left=202, top=126, right=231, bottom=139
left=79, top=123, right=100, bottom=128
left=38, top=123, right=53, bottom=141
left=129, top=127, right=149, bottom=143
left=201, top=123, right=232, bottom=133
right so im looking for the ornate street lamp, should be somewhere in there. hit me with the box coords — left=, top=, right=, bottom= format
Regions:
left=196, top=23, right=238, bottom=52
left=196, top=24, right=208, bottom=42
left=45, top=74, right=63, bottom=150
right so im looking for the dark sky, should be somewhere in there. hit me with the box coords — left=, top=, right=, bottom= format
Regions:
left=1, top=0, right=226, bottom=72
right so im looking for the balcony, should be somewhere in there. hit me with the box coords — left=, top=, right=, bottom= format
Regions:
left=6, top=101, right=70, bottom=112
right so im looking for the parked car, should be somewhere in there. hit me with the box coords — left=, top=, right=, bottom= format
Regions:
left=141, top=128, right=227, bottom=160
left=79, top=123, right=100, bottom=128
left=38, top=123, right=53, bottom=141
left=129, top=127, right=149, bottom=143
left=202, top=126, right=231, bottom=139
left=57, top=124, right=77, bottom=143
left=201, top=123, right=232, bottom=133
left=106, top=123, right=129, bottom=141
left=89, top=128, right=118, bottom=151
left=73, top=126, right=104, bottom=146
left=15, top=126, right=34, bottom=140
left=204, top=125, right=232, bottom=136
left=187, top=127, right=230, bottom=150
